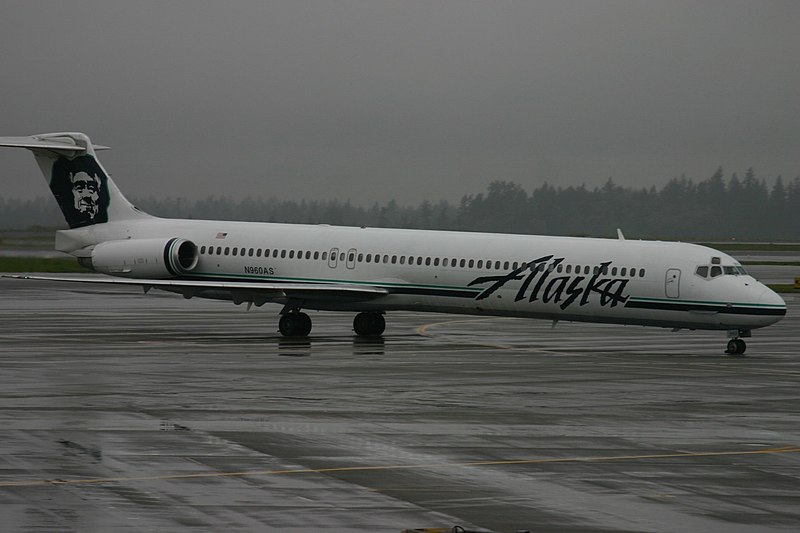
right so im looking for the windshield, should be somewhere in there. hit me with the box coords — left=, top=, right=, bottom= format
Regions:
left=696, top=264, right=748, bottom=279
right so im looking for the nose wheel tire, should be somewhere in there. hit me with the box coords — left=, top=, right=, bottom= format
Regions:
left=725, top=338, right=746, bottom=356
left=279, top=312, right=312, bottom=337
left=353, top=312, right=385, bottom=337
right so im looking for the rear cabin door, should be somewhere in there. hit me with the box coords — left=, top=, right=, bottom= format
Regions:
left=665, top=268, right=681, bottom=298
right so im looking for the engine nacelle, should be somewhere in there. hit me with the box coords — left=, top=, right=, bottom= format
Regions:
left=85, top=238, right=199, bottom=278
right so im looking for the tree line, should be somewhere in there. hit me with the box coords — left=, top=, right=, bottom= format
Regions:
left=1, top=167, right=797, bottom=240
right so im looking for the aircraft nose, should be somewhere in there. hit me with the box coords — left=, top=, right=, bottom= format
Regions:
left=758, top=286, right=787, bottom=324
left=759, top=287, right=786, bottom=307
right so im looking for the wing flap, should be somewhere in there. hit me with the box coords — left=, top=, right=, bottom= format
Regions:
left=2, top=274, right=387, bottom=303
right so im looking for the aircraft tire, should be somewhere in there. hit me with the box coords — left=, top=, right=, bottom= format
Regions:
left=353, top=312, right=385, bottom=336
left=725, top=338, right=746, bottom=356
left=279, top=312, right=312, bottom=337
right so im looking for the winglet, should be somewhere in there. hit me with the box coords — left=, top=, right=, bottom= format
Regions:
left=617, top=228, right=625, bottom=240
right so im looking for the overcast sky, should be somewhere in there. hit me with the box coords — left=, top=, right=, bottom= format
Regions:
left=1, top=1, right=799, bottom=205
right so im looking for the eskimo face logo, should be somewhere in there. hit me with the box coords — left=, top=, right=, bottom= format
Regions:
left=50, top=155, right=110, bottom=228
left=70, top=171, right=101, bottom=217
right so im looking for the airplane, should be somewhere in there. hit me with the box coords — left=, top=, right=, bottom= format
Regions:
left=0, top=132, right=787, bottom=355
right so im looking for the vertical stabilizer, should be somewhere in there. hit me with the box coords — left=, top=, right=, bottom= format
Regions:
left=0, top=132, right=151, bottom=228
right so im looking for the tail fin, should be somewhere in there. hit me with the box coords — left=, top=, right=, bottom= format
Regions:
left=0, top=132, right=150, bottom=228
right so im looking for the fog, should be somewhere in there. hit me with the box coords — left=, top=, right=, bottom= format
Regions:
left=1, top=1, right=798, bottom=204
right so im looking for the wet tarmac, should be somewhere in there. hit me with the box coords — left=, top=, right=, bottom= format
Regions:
left=1, top=277, right=799, bottom=533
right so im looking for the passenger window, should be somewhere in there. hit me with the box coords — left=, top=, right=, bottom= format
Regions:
left=557, top=264, right=563, bottom=273
left=512, top=262, right=519, bottom=270
left=460, top=259, right=466, bottom=268
left=639, top=268, right=646, bottom=277
left=232, top=248, right=238, bottom=256
left=340, top=252, right=345, bottom=262
left=620, top=267, right=626, bottom=276
left=443, top=258, right=449, bottom=267
left=249, top=248, right=254, bottom=257
left=710, top=266, right=722, bottom=277
left=417, top=257, right=423, bottom=266
left=208, top=246, right=214, bottom=256
left=273, top=250, right=279, bottom=258
left=584, top=266, right=591, bottom=275
left=696, top=265, right=709, bottom=278
left=503, top=261, right=510, bottom=270
left=468, top=259, right=475, bottom=268
left=281, top=250, right=287, bottom=258
left=400, top=256, right=406, bottom=265
left=566, top=265, right=572, bottom=274
left=322, top=251, right=327, bottom=260
left=240, top=248, right=246, bottom=256
left=200, top=246, right=206, bottom=254
left=349, top=252, right=355, bottom=262
left=477, top=260, right=483, bottom=269
left=216, top=247, right=222, bottom=255
left=611, top=267, right=617, bottom=276
left=256, top=249, right=262, bottom=257
left=431, top=258, right=437, bottom=266
left=224, top=247, right=230, bottom=255
left=314, top=251, right=319, bottom=260
left=391, top=255, right=397, bottom=264
left=364, top=254, right=370, bottom=262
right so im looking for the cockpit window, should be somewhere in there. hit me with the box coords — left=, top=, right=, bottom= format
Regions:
left=696, top=264, right=748, bottom=280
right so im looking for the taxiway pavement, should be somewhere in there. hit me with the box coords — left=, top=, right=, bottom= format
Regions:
left=0, top=278, right=798, bottom=532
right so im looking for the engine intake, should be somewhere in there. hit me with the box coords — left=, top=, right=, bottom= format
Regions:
left=87, top=238, right=199, bottom=278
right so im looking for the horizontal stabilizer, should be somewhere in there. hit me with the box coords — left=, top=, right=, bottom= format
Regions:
left=0, top=135, right=110, bottom=152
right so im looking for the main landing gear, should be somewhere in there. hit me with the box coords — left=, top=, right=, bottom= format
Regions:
left=277, top=311, right=385, bottom=337
left=725, top=329, right=750, bottom=356
left=352, top=312, right=385, bottom=337
left=278, top=312, right=312, bottom=337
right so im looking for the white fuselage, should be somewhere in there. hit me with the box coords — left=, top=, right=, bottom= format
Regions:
left=72, top=217, right=786, bottom=332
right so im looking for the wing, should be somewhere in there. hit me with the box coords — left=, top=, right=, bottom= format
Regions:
left=2, top=274, right=388, bottom=307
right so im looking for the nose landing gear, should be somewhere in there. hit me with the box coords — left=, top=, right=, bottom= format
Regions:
left=725, top=329, right=750, bottom=356
left=725, top=338, right=746, bottom=355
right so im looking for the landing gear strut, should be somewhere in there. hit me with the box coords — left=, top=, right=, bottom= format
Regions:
left=353, top=312, right=385, bottom=337
left=279, top=312, right=312, bottom=337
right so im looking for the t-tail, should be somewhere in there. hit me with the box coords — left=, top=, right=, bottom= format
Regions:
left=0, top=132, right=150, bottom=229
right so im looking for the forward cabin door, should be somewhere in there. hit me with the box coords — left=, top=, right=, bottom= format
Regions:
left=665, top=268, right=681, bottom=298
